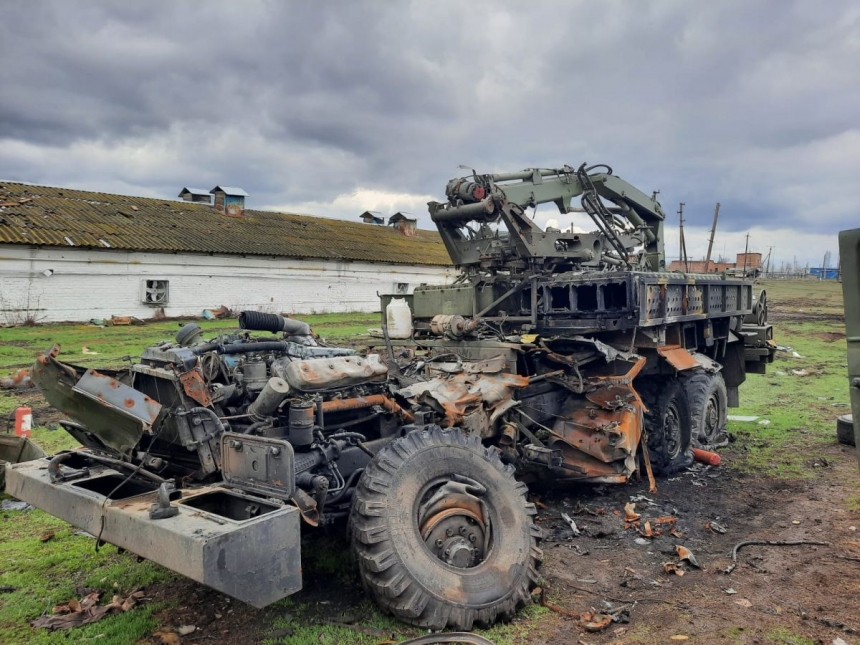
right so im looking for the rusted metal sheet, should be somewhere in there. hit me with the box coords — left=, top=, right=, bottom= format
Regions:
left=32, top=349, right=160, bottom=455
left=179, top=367, right=213, bottom=407
left=400, top=372, right=529, bottom=429
left=656, top=345, right=699, bottom=371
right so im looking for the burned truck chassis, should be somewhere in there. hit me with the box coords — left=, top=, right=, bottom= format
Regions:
left=7, top=162, right=776, bottom=632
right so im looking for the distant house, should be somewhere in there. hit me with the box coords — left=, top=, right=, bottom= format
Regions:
left=667, top=252, right=762, bottom=274
left=0, top=182, right=454, bottom=322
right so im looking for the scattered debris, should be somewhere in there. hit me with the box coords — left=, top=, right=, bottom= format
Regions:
left=676, top=545, right=700, bottom=568
left=0, top=368, right=32, bottom=390
left=31, top=590, right=145, bottom=630
left=662, top=562, right=685, bottom=576
left=561, top=512, right=581, bottom=536
left=727, top=415, right=759, bottom=422
left=734, top=598, right=752, bottom=608
left=202, top=305, right=232, bottom=320
left=624, top=502, right=640, bottom=522
left=1, top=500, right=32, bottom=511
left=580, top=612, right=613, bottom=632
left=757, top=419, right=771, bottom=426
left=791, top=369, right=810, bottom=377
left=81, top=345, right=100, bottom=355
left=39, top=530, right=55, bottom=542
left=706, top=521, right=727, bottom=534
left=724, top=539, right=831, bottom=574
left=177, top=625, right=197, bottom=636
left=692, top=448, right=721, bottom=465
left=670, top=637, right=690, bottom=641
left=722, top=587, right=737, bottom=595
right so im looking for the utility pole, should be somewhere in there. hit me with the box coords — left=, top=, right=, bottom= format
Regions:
left=764, top=245, right=774, bottom=277
left=742, top=232, right=750, bottom=275
left=704, top=202, right=720, bottom=271
left=678, top=202, right=688, bottom=272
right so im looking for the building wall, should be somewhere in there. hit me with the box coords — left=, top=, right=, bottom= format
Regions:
left=666, top=260, right=734, bottom=273
left=736, top=253, right=762, bottom=269
left=0, top=245, right=455, bottom=322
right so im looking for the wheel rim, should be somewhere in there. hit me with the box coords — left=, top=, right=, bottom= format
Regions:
left=665, top=402, right=682, bottom=459
left=417, top=478, right=491, bottom=570
left=701, top=393, right=721, bottom=443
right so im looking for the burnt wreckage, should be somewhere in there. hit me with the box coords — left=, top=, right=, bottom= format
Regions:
left=7, top=163, right=775, bottom=630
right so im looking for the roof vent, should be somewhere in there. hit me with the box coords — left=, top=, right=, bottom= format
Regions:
left=210, top=186, right=248, bottom=217
left=388, top=212, right=417, bottom=237
left=178, top=187, right=212, bottom=204
left=359, top=210, right=384, bottom=225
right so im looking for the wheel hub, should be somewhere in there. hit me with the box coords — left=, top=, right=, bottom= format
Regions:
left=418, top=480, right=490, bottom=570
left=665, top=402, right=682, bottom=458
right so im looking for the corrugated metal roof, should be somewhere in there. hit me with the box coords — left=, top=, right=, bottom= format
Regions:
left=0, top=182, right=452, bottom=266
left=210, top=185, right=249, bottom=196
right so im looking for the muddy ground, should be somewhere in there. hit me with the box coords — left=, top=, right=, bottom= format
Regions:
left=131, top=441, right=860, bottom=645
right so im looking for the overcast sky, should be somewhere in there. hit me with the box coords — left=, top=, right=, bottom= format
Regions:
left=1, top=1, right=857, bottom=268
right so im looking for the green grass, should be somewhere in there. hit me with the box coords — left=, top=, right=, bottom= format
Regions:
left=725, top=279, right=851, bottom=477
left=0, top=504, right=175, bottom=644
left=0, top=312, right=380, bottom=376
left=0, top=282, right=855, bottom=642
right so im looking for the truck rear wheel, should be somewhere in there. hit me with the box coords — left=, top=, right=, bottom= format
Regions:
left=639, top=377, right=694, bottom=475
left=684, top=370, right=728, bottom=448
left=349, top=426, right=542, bottom=630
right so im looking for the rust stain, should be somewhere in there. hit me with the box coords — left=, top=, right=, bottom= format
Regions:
left=321, top=395, right=414, bottom=423
left=124, top=398, right=135, bottom=408
left=656, top=345, right=698, bottom=371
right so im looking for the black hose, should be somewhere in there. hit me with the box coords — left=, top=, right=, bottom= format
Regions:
left=238, top=311, right=311, bottom=336
left=192, top=340, right=290, bottom=356
left=242, top=420, right=271, bottom=436
left=326, top=468, right=364, bottom=505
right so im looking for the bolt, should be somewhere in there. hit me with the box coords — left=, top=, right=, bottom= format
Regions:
left=446, top=528, right=454, bottom=537
left=459, top=526, right=467, bottom=534
left=435, top=539, right=443, bottom=548
left=469, top=533, right=477, bottom=543
left=444, top=549, right=450, bottom=557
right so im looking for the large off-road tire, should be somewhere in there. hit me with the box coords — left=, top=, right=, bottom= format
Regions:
left=349, top=426, right=542, bottom=631
left=683, top=370, right=728, bottom=448
left=638, top=377, right=694, bottom=476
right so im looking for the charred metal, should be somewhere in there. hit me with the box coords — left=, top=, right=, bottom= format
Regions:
left=7, top=161, right=777, bottom=632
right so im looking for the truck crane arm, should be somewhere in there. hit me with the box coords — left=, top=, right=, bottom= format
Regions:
left=429, top=163, right=667, bottom=273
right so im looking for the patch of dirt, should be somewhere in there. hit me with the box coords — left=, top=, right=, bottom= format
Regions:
left=129, top=443, right=860, bottom=644
left=532, top=442, right=860, bottom=644
left=811, top=330, right=847, bottom=342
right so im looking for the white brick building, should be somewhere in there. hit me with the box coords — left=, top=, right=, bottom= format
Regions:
left=0, top=183, right=454, bottom=323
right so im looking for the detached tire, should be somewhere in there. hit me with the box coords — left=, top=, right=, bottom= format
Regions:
left=639, top=377, right=694, bottom=476
left=349, top=426, right=542, bottom=630
left=837, top=414, right=856, bottom=446
left=683, top=370, right=728, bottom=448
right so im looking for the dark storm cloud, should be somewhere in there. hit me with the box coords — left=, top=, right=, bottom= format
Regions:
left=0, top=0, right=858, bottom=261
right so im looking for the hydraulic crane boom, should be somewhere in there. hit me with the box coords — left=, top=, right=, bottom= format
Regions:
left=429, top=163, right=667, bottom=274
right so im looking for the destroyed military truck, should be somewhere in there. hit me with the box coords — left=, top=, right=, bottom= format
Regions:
left=6, top=163, right=775, bottom=631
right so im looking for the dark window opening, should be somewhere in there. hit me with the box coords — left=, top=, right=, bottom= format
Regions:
left=549, top=286, right=571, bottom=311
left=603, top=283, right=627, bottom=310
left=576, top=285, right=598, bottom=311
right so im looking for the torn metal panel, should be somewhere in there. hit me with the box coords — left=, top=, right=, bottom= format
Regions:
left=32, top=349, right=160, bottom=455
left=657, top=345, right=699, bottom=371
left=400, top=372, right=528, bottom=428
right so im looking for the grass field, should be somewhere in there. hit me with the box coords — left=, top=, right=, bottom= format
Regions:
left=0, top=280, right=854, bottom=644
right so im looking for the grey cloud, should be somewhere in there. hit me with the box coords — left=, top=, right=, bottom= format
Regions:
left=0, top=0, right=858, bottom=261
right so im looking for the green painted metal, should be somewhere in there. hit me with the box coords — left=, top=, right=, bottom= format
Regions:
left=839, top=228, right=860, bottom=466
